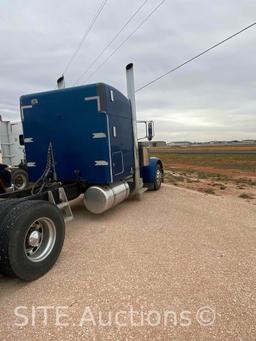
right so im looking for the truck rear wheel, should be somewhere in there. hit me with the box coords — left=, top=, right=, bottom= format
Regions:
left=0, top=200, right=65, bottom=281
left=12, top=168, right=29, bottom=190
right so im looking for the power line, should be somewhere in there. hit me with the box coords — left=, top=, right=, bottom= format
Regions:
left=74, top=0, right=150, bottom=85
left=81, top=0, right=167, bottom=84
left=63, top=0, right=109, bottom=75
left=136, top=21, right=256, bottom=92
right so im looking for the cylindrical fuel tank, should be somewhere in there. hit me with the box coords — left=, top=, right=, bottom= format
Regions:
left=84, top=182, right=130, bottom=214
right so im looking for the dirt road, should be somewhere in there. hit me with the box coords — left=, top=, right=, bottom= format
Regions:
left=0, top=185, right=255, bottom=340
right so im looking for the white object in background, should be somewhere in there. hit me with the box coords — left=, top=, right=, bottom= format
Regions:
left=0, top=121, right=24, bottom=166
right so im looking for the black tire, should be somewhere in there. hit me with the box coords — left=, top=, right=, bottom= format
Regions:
left=0, top=199, right=23, bottom=217
left=153, top=164, right=163, bottom=191
left=0, top=199, right=26, bottom=277
left=12, top=168, right=29, bottom=190
left=0, top=200, right=65, bottom=281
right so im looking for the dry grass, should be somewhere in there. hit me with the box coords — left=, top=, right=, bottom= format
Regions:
left=151, top=145, right=256, bottom=203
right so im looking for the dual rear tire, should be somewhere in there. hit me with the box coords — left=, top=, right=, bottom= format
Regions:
left=0, top=200, right=65, bottom=281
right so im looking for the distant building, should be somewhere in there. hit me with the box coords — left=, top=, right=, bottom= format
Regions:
left=167, top=141, right=192, bottom=146
left=147, top=141, right=167, bottom=147
left=167, top=140, right=256, bottom=146
left=241, top=140, right=256, bottom=144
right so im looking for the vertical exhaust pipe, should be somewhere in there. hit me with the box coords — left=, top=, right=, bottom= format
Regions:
left=57, top=74, right=65, bottom=89
left=126, top=63, right=143, bottom=194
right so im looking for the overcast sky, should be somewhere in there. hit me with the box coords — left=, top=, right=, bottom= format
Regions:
left=0, top=0, right=255, bottom=141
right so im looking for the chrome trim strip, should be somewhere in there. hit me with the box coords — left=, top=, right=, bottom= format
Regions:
left=24, top=137, right=34, bottom=143
left=92, top=132, right=107, bottom=139
left=84, top=96, right=101, bottom=112
left=20, top=105, right=32, bottom=121
left=27, top=162, right=36, bottom=167
left=95, top=161, right=109, bottom=166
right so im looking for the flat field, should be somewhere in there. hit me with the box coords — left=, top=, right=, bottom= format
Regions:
left=150, top=145, right=256, bottom=204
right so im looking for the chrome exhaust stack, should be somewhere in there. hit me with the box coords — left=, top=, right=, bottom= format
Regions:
left=57, top=74, right=65, bottom=89
left=126, top=63, right=143, bottom=195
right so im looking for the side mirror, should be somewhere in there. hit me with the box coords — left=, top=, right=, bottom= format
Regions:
left=19, top=135, right=24, bottom=146
left=147, top=121, right=154, bottom=141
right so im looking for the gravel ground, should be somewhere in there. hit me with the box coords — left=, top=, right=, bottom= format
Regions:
left=0, top=184, right=255, bottom=340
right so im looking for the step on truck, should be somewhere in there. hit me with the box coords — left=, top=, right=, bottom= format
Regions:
left=0, top=64, right=164, bottom=281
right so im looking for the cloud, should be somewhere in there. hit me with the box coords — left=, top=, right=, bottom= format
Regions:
left=0, top=0, right=255, bottom=141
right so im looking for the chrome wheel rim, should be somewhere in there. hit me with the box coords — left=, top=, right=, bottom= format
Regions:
left=156, top=169, right=162, bottom=187
left=24, top=217, right=56, bottom=262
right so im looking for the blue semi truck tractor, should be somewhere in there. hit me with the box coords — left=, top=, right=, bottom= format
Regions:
left=0, top=64, right=164, bottom=281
